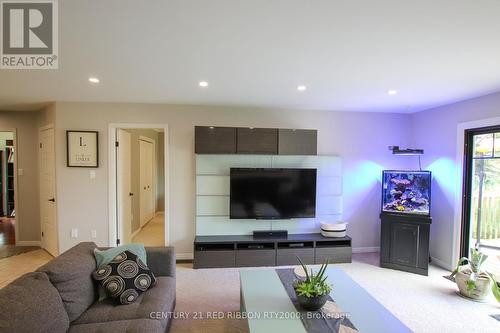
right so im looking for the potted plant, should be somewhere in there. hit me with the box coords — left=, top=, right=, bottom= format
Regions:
left=449, top=248, right=500, bottom=302
left=294, top=257, right=332, bottom=311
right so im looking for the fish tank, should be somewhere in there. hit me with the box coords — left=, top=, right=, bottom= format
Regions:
left=382, top=170, right=431, bottom=215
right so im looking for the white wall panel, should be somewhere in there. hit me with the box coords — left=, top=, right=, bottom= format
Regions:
left=196, top=196, right=229, bottom=216
left=196, top=175, right=229, bottom=195
left=196, top=216, right=272, bottom=235
left=317, top=176, right=342, bottom=196
left=196, top=154, right=342, bottom=236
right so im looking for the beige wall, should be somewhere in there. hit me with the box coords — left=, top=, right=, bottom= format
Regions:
left=412, top=91, right=500, bottom=269
left=124, top=129, right=164, bottom=233
left=0, top=111, right=43, bottom=242
left=53, top=102, right=413, bottom=256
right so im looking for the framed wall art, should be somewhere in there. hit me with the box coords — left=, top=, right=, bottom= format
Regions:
left=66, top=130, right=99, bottom=167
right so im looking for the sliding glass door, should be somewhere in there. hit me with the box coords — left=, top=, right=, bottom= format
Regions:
left=462, top=126, right=500, bottom=275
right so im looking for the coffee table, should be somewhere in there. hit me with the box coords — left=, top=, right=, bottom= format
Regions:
left=240, top=267, right=411, bottom=333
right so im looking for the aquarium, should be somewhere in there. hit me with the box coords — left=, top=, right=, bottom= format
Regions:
left=382, top=170, right=431, bottom=215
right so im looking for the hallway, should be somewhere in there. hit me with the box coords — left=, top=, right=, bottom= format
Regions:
left=132, top=213, right=165, bottom=246
left=0, top=218, right=15, bottom=245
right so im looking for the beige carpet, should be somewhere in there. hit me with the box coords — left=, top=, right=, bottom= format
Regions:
left=171, top=253, right=500, bottom=333
left=2, top=250, right=500, bottom=332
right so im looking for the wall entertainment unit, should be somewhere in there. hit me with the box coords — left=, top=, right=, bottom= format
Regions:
left=194, top=234, right=352, bottom=268
left=194, top=126, right=349, bottom=269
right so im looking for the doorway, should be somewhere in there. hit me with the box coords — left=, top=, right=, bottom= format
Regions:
left=110, top=125, right=168, bottom=248
left=39, top=126, right=58, bottom=256
left=461, top=125, right=500, bottom=275
left=0, top=131, right=15, bottom=246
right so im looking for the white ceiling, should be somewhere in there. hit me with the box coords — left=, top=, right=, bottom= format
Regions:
left=1, top=0, right=500, bottom=113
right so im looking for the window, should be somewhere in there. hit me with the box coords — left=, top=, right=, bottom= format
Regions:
left=462, top=126, right=500, bottom=276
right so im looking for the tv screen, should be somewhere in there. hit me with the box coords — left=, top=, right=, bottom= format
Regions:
left=230, top=168, right=317, bottom=219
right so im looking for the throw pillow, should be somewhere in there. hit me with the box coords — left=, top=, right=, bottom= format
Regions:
left=92, top=250, right=156, bottom=305
left=94, top=243, right=147, bottom=267
left=94, top=244, right=147, bottom=301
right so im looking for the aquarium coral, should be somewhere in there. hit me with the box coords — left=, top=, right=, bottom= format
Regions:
left=382, top=171, right=431, bottom=215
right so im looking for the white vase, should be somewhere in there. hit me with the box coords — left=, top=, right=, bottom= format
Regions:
left=455, top=269, right=492, bottom=301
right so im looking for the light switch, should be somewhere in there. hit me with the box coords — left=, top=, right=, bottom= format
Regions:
left=90, top=170, right=96, bottom=179
left=18, top=168, right=24, bottom=176
left=71, top=228, right=78, bottom=238
left=91, top=229, right=97, bottom=238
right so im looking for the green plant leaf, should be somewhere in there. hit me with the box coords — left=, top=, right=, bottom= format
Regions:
left=487, top=273, right=500, bottom=304
left=466, top=279, right=476, bottom=291
left=449, top=257, right=470, bottom=278
left=294, top=257, right=331, bottom=298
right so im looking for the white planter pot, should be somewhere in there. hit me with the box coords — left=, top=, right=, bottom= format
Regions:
left=455, top=269, right=492, bottom=301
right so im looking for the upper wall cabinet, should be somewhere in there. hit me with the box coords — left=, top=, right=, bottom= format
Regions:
left=278, top=129, right=317, bottom=155
left=237, top=128, right=278, bottom=154
left=195, top=126, right=317, bottom=155
left=195, top=126, right=237, bottom=154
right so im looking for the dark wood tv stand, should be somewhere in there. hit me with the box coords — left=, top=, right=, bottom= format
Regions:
left=193, top=234, right=352, bottom=269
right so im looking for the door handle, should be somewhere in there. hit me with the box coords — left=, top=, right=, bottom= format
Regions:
left=129, top=192, right=134, bottom=196
left=48, top=198, right=55, bottom=202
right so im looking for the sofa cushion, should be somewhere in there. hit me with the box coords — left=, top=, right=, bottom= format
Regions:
left=0, top=272, right=70, bottom=333
left=68, top=319, right=164, bottom=333
left=37, top=242, right=98, bottom=321
left=73, top=276, right=175, bottom=328
left=93, top=250, right=156, bottom=305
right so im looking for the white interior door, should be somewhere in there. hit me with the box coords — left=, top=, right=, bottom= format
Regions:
left=117, top=129, right=133, bottom=245
left=140, top=139, right=155, bottom=226
left=40, top=127, right=58, bottom=256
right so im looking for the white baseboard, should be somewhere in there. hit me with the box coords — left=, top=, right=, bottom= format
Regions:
left=16, top=241, right=41, bottom=246
left=431, top=256, right=453, bottom=270
left=176, top=253, right=194, bottom=260
left=352, top=246, right=379, bottom=253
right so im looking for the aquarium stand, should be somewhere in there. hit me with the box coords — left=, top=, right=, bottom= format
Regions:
left=380, top=213, right=431, bottom=276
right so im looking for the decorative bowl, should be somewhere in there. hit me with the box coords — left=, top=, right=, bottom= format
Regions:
left=296, top=293, right=329, bottom=311
left=321, top=221, right=348, bottom=238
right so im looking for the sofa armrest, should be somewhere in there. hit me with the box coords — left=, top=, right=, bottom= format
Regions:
left=146, top=247, right=176, bottom=278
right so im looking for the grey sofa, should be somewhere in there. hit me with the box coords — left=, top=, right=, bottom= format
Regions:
left=0, top=242, right=176, bottom=333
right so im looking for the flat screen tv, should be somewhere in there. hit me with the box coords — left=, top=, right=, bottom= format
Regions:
left=230, top=168, right=317, bottom=219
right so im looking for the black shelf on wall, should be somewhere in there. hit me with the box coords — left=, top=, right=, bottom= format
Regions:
left=194, top=126, right=317, bottom=155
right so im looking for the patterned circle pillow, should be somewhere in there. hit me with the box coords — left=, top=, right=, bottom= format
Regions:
left=92, top=250, right=156, bottom=305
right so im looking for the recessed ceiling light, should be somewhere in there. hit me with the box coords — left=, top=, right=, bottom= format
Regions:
left=88, top=77, right=100, bottom=84
left=388, top=89, right=398, bottom=95
left=199, top=81, right=208, bottom=87
left=297, top=85, right=307, bottom=91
